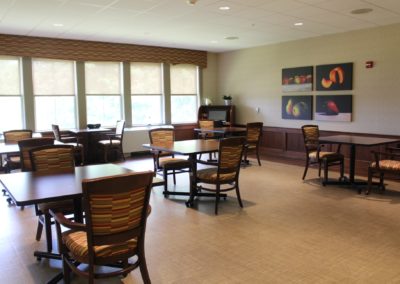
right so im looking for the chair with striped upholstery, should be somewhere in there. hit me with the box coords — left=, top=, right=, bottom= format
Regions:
left=366, top=149, right=400, bottom=194
left=197, top=120, right=218, bottom=161
left=18, top=138, right=55, bottom=238
left=50, top=171, right=154, bottom=284
left=149, top=128, right=192, bottom=196
left=3, top=129, right=33, bottom=173
left=243, top=122, right=263, bottom=166
left=29, top=144, right=76, bottom=253
left=301, top=125, right=344, bottom=184
left=193, top=136, right=246, bottom=214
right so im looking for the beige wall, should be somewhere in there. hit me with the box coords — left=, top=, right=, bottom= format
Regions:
left=217, top=23, right=400, bottom=135
left=201, top=52, right=219, bottom=105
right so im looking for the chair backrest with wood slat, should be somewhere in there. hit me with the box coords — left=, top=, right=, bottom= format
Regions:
left=29, top=145, right=75, bottom=174
left=3, top=130, right=33, bottom=144
left=218, top=137, right=246, bottom=175
left=82, top=171, right=153, bottom=260
left=18, top=138, right=55, bottom=172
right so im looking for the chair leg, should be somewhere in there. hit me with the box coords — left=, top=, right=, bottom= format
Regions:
left=215, top=185, right=220, bottom=215
left=119, top=146, right=125, bottom=161
left=163, top=168, right=168, bottom=197
left=318, top=162, right=322, bottom=177
left=173, top=170, right=176, bottom=185
left=139, top=250, right=151, bottom=284
left=339, top=160, right=344, bottom=180
left=36, top=217, right=44, bottom=241
left=366, top=168, right=373, bottom=195
left=256, top=148, right=261, bottom=166
left=235, top=183, right=243, bottom=208
left=44, top=213, right=53, bottom=252
left=62, top=257, right=71, bottom=284
left=302, top=159, right=309, bottom=180
left=379, top=173, right=385, bottom=192
left=323, top=159, right=328, bottom=185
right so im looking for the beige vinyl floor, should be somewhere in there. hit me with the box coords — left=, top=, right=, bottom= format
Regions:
left=1, top=156, right=400, bottom=283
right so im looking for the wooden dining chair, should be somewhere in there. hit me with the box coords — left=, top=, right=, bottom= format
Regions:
left=3, top=129, right=33, bottom=172
left=197, top=120, right=218, bottom=161
left=50, top=171, right=153, bottom=284
left=97, top=120, right=125, bottom=163
left=243, top=122, right=263, bottom=166
left=366, top=148, right=400, bottom=194
left=148, top=128, right=192, bottom=196
left=192, top=137, right=246, bottom=214
left=52, top=124, right=84, bottom=165
left=29, top=144, right=76, bottom=253
left=301, top=125, right=344, bottom=184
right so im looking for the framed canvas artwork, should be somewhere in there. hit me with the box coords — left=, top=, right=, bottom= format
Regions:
left=282, top=66, right=313, bottom=92
left=282, top=95, right=313, bottom=120
left=316, top=63, right=353, bottom=91
left=315, top=95, right=352, bottom=122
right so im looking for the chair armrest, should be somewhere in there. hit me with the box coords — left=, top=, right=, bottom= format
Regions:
left=49, top=210, right=86, bottom=231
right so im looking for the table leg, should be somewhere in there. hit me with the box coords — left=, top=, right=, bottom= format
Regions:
left=349, top=144, right=356, bottom=184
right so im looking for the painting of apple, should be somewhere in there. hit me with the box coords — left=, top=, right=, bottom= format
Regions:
left=282, top=96, right=312, bottom=120
left=282, top=66, right=313, bottom=92
left=316, top=63, right=353, bottom=91
left=315, top=95, right=352, bottom=122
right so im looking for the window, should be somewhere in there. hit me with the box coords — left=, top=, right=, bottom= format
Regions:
left=85, top=62, right=122, bottom=126
left=32, top=58, right=77, bottom=131
left=131, top=62, right=163, bottom=125
left=170, top=64, right=199, bottom=123
left=0, top=56, right=23, bottom=133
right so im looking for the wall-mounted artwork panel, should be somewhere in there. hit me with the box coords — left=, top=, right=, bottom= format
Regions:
left=316, top=63, right=353, bottom=91
left=282, top=66, right=313, bottom=92
left=315, top=95, right=352, bottom=122
left=282, top=95, right=313, bottom=120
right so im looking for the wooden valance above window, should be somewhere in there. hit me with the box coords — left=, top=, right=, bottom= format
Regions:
left=0, top=33, right=207, bottom=68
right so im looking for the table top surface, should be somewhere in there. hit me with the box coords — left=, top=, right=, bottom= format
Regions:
left=68, top=128, right=110, bottom=133
left=319, top=135, right=400, bottom=146
left=143, top=139, right=220, bottom=155
left=193, top=127, right=246, bottom=134
left=0, top=164, right=159, bottom=206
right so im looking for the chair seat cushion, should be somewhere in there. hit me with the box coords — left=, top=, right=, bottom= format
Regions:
left=309, top=151, right=338, bottom=160
left=63, top=230, right=137, bottom=262
left=98, top=139, right=121, bottom=145
left=371, top=160, right=400, bottom=171
left=7, top=156, right=20, bottom=163
left=197, top=168, right=236, bottom=182
left=38, top=200, right=74, bottom=213
left=159, top=157, right=191, bottom=168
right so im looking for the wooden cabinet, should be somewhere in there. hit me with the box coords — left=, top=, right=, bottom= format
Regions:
left=198, top=105, right=235, bottom=126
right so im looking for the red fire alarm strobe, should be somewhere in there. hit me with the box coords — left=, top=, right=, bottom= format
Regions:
left=366, top=61, right=374, bottom=68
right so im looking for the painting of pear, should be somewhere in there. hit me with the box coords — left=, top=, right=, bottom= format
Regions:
left=286, top=99, right=293, bottom=115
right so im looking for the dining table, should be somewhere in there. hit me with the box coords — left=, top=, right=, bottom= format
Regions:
left=0, top=163, right=163, bottom=262
left=143, top=139, right=224, bottom=206
left=319, top=135, right=400, bottom=192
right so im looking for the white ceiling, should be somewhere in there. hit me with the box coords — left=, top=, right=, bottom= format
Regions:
left=1, top=0, right=400, bottom=52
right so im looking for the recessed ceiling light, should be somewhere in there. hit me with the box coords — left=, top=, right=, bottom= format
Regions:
left=53, top=23, right=64, bottom=27
left=350, top=8, right=373, bottom=14
left=224, top=36, right=239, bottom=40
left=211, top=40, right=218, bottom=44
left=219, top=6, right=230, bottom=11
left=294, top=22, right=303, bottom=26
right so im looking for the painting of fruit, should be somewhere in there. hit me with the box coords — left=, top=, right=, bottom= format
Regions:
left=282, top=66, right=313, bottom=92
left=315, top=95, right=352, bottom=122
left=282, top=96, right=312, bottom=120
left=316, top=63, right=353, bottom=91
